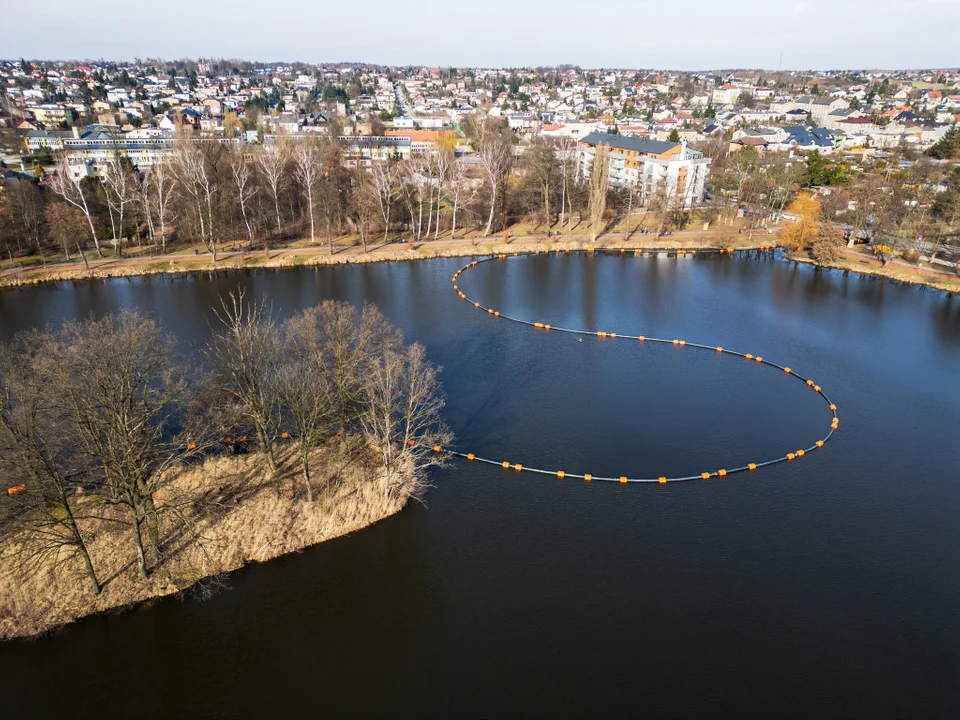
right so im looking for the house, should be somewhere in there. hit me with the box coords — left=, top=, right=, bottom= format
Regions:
left=712, top=84, right=741, bottom=105
left=824, top=108, right=863, bottom=130
left=202, top=98, right=223, bottom=116
left=28, top=104, right=71, bottom=125
left=775, top=126, right=837, bottom=154
left=730, top=126, right=786, bottom=153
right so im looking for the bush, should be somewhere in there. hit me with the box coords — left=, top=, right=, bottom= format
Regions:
left=901, top=248, right=921, bottom=263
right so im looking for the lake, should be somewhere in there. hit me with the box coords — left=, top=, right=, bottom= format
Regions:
left=1, top=251, right=959, bottom=717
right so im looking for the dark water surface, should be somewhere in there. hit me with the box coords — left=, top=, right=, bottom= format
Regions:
left=1, top=251, right=959, bottom=718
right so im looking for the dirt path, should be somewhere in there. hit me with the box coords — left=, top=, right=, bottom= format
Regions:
left=0, top=228, right=774, bottom=285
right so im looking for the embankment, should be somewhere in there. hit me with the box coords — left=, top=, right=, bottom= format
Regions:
left=0, top=445, right=409, bottom=641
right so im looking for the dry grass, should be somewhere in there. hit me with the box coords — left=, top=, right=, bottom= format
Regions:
left=0, top=231, right=774, bottom=289
left=0, top=443, right=409, bottom=641
left=791, top=250, right=960, bottom=294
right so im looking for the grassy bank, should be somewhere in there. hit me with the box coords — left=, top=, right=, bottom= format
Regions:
left=790, top=248, right=960, bottom=294
left=0, top=230, right=776, bottom=289
left=0, top=442, right=409, bottom=641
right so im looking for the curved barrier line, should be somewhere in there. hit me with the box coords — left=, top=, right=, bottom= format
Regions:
left=437, top=247, right=839, bottom=484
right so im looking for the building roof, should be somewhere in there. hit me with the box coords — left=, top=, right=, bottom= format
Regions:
left=782, top=126, right=834, bottom=147
left=578, top=132, right=679, bottom=155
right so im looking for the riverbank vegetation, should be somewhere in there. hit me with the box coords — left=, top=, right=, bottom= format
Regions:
left=0, top=295, right=450, bottom=640
left=1, top=118, right=760, bottom=275
left=707, top=143, right=960, bottom=268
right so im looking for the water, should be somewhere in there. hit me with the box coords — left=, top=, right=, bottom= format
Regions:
left=1, top=252, right=959, bottom=717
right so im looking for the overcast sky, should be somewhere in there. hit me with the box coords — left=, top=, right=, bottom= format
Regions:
left=6, top=0, right=959, bottom=70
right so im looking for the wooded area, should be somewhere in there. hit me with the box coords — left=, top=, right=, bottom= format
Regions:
left=0, top=296, right=450, bottom=638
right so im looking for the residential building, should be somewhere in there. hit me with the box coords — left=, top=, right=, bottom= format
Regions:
left=576, top=132, right=710, bottom=207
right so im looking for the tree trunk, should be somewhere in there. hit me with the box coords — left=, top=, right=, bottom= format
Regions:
left=65, top=502, right=100, bottom=594
left=425, top=185, right=434, bottom=239
left=484, top=180, right=497, bottom=237
left=129, top=504, right=149, bottom=579
left=307, top=187, right=315, bottom=244
left=301, top=452, right=313, bottom=502
left=77, top=243, right=90, bottom=270
left=142, top=492, right=161, bottom=567
left=451, top=197, right=458, bottom=240
left=256, top=422, right=278, bottom=477
left=417, top=192, right=424, bottom=241
left=434, top=183, right=442, bottom=240
left=84, top=211, right=102, bottom=258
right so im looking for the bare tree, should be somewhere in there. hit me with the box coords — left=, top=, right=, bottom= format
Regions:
left=558, top=138, right=576, bottom=233
left=309, top=302, right=401, bottom=435
left=151, top=159, right=175, bottom=254
left=0, top=179, right=44, bottom=256
left=49, top=155, right=102, bottom=257
left=50, top=312, right=194, bottom=578
left=354, top=168, right=378, bottom=253
left=44, top=202, right=87, bottom=261
left=256, top=142, right=288, bottom=237
left=370, top=160, right=397, bottom=244
left=447, top=159, right=467, bottom=240
left=275, top=309, right=338, bottom=501
left=206, top=289, right=282, bottom=479
left=433, top=145, right=454, bottom=239
left=134, top=170, right=155, bottom=248
left=845, top=172, right=885, bottom=248
left=524, top=135, right=558, bottom=226
left=0, top=334, right=100, bottom=594
left=424, top=154, right=437, bottom=239
left=170, top=135, right=218, bottom=261
left=101, top=155, right=134, bottom=256
left=403, top=154, right=431, bottom=242
left=589, top=143, right=610, bottom=242
left=292, top=137, right=322, bottom=245
left=725, top=145, right=760, bottom=223
left=763, top=159, right=803, bottom=222
left=229, top=151, right=258, bottom=249
left=648, top=179, right=683, bottom=238
left=359, top=342, right=452, bottom=497
left=470, top=115, right=514, bottom=236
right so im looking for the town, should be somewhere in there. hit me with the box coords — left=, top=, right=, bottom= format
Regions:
left=0, top=60, right=958, bottom=286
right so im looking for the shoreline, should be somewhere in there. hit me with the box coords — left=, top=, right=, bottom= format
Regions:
left=0, top=231, right=772, bottom=288
left=0, top=447, right=410, bottom=642
left=789, top=250, right=960, bottom=294
left=2, top=233, right=956, bottom=294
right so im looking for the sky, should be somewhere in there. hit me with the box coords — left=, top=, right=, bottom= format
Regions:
left=5, top=0, right=960, bottom=70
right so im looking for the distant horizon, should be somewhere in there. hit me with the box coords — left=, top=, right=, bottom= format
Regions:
left=6, top=0, right=960, bottom=72
left=6, top=57, right=960, bottom=76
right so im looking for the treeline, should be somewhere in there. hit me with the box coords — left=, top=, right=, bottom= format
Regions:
left=0, top=117, right=634, bottom=263
left=705, top=141, right=960, bottom=255
left=0, top=295, right=450, bottom=595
